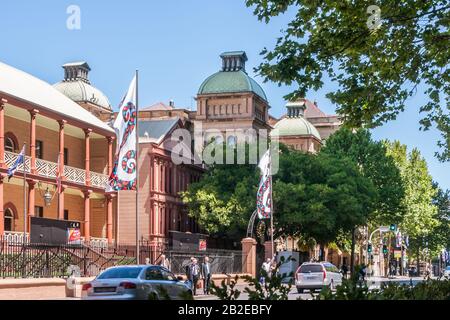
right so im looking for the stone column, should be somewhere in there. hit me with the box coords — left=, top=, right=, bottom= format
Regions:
left=83, top=190, right=91, bottom=241
left=0, top=99, right=6, bottom=168
left=84, top=129, right=92, bottom=186
left=241, top=237, right=257, bottom=277
left=29, top=110, right=38, bottom=174
left=107, top=137, right=114, bottom=175
left=27, top=180, right=36, bottom=232
left=106, top=194, right=113, bottom=244
left=58, top=120, right=67, bottom=220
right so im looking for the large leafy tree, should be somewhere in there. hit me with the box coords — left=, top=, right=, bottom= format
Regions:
left=245, top=0, right=450, bottom=161
left=321, top=128, right=405, bottom=225
left=274, top=145, right=376, bottom=246
left=183, top=143, right=376, bottom=247
left=427, top=183, right=450, bottom=255
left=384, top=141, right=439, bottom=264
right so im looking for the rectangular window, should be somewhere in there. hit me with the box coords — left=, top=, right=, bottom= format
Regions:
left=36, top=140, right=44, bottom=159
left=64, top=210, right=69, bottom=221
left=35, top=206, right=44, bottom=218
left=64, top=148, right=68, bottom=166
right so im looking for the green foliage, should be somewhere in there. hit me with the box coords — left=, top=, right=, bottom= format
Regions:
left=274, top=145, right=376, bottom=244
left=384, top=141, right=440, bottom=259
left=210, top=275, right=241, bottom=300
left=245, top=0, right=450, bottom=161
left=181, top=143, right=260, bottom=239
left=314, top=276, right=450, bottom=300
left=211, top=256, right=294, bottom=300
left=321, top=128, right=405, bottom=225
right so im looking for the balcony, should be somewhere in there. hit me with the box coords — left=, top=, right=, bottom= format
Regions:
left=4, top=151, right=108, bottom=189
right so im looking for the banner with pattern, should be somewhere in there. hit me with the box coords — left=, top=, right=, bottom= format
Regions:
left=107, top=75, right=137, bottom=191
left=256, top=149, right=272, bottom=219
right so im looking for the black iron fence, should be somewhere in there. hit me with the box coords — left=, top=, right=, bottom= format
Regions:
left=0, top=237, right=245, bottom=279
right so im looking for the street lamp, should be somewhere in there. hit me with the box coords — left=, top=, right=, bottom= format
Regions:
left=43, top=187, right=53, bottom=207
left=37, top=182, right=57, bottom=207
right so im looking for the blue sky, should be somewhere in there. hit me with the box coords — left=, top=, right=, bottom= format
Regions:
left=0, top=0, right=448, bottom=189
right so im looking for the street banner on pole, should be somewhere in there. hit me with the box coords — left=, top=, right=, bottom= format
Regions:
left=107, top=75, right=137, bottom=191
left=256, top=149, right=271, bottom=219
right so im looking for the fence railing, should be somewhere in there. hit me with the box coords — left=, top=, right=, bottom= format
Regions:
left=0, top=238, right=245, bottom=279
left=4, top=151, right=108, bottom=189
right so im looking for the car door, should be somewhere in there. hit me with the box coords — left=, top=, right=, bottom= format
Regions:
left=162, top=269, right=187, bottom=299
left=141, top=266, right=172, bottom=299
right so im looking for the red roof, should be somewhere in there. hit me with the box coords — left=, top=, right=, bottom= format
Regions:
left=303, top=99, right=327, bottom=118
left=142, top=102, right=174, bottom=111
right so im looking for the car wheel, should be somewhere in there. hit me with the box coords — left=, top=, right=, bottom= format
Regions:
left=297, top=287, right=304, bottom=294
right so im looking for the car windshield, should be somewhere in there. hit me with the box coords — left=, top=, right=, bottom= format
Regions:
left=97, top=267, right=143, bottom=279
left=299, top=265, right=323, bottom=273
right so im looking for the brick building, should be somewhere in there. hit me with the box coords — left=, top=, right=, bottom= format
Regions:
left=0, top=61, right=116, bottom=246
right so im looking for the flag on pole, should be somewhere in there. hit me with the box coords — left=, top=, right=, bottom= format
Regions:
left=107, top=75, right=137, bottom=191
left=7, top=145, right=26, bottom=181
left=256, top=149, right=272, bottom=219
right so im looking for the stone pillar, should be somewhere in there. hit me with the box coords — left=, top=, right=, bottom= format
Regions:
left=83, top=190, right=91, bottom=241
left=107, top=137, right=114, bottom=175
left=27, top=180, right=36, bottom=232
left=0, top=99, right=5, bottom=169
left=58, top=120, right=67, bottom=220
left=0, top=174, right=4, bottom=235
left=106, top=194, right=113, bottom=244
left=264, top=241, right=274, bottom=260
left=29, top=110, right=38, bottom=174
left=84, top=129, right=92, bottom=186
left=241, top=237, right=257, bottom=277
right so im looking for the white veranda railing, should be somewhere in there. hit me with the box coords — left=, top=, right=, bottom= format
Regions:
left=5, top=151, right=108, bottom=189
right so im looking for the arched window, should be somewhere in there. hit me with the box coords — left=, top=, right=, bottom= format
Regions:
left=4, top=208, right=14, bottom=231
left=5, top=133, right=18, bottom=153
left=227, top=136, right=237, bottom=147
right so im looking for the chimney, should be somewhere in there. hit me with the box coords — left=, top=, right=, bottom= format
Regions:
left=169, top=100, right=175, bottom=107
left=220, top=51, right=248, bottom=72
left=62, top=61, right=91, bottom=84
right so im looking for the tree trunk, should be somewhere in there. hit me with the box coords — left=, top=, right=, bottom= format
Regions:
left=350, top=227, right=356, bottom=274
left=416, top=246, right=420, bottom=276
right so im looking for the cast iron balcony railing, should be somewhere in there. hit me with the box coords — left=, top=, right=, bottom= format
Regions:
left=4, top=151, right=108, bottom=189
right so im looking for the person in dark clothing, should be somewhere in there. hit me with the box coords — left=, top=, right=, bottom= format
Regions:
left=341, top=264, right=348, bottom=279
left=190, top=258, right=200, bottom=295
left=201, top=256, right=212, bottom=295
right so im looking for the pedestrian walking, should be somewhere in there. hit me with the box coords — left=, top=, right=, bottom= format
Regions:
left=159, top=254, right=171, bottom=271
left=201, top=256, right=212, bottom=295
left=260, top=258, right=272, bottom=284
left=359, top=264, right=367, bottom=282
left=341, top=263, right=348, bottom=279
left=190, top=258, right=201, bottom=296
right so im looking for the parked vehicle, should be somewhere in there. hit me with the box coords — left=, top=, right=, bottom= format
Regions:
left=295, top=262, right=343, bottom=293
left=443, top=266, right=450, bottom=278
left=82, top=265, right=192, bottom=300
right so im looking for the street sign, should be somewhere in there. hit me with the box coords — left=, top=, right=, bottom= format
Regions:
left=379, top=226, right=390, bottom=232
left=394, top=250, right=402, bottom=259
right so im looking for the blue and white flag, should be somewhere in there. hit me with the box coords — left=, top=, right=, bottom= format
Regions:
left=7, top=145, right=26, bottom=180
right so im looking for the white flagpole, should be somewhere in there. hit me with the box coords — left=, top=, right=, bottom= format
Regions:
left=135, top=70, right=140, bottom=264
left=269, top=146, right=274, bottom=260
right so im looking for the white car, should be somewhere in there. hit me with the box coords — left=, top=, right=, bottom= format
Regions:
left=443, top=266, right=450, bottom=278
left=295, top=262, right=343, bottom=293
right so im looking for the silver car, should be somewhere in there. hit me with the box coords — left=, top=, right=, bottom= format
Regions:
left=82, top=265, right=192, bottom=300
left=443, top=266, right=450, bottom=278
left=295, top=262, right=343, bottom=293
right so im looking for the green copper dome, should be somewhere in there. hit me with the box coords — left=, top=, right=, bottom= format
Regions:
left=198, top=51, right=268, bottom=101
left=271, top=101, right=321, bottom=140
